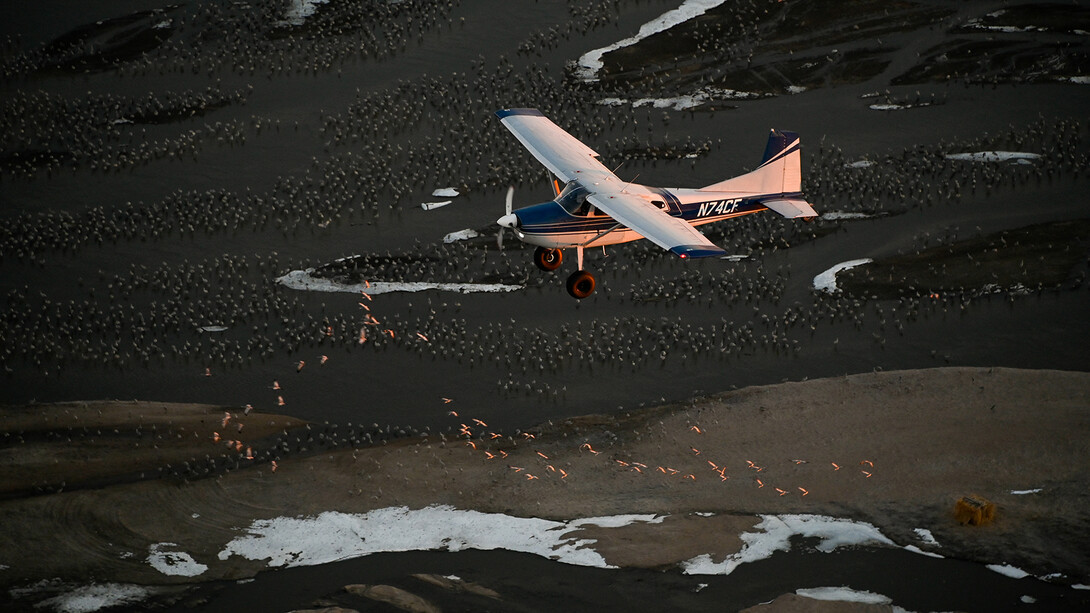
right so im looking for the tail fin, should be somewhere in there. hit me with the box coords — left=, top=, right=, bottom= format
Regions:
left=701, top=129, right=803, bottom=196
left=761, top=129, right=799, bottom=166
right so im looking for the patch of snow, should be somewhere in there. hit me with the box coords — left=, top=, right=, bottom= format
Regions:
left=720, top=254, right=750, bottom=262
left=1010, top=488, right=1043, bottom=495
left=717, top=89, right=763, bottom=100
left=147, top=543, right=207, bottom=577
left=640, top=95, right=705, bottom=110
left=217, top=506, right=658, bottom=570
left=36, top=583, right=150, bottom=613
left=575, top=0, right=729, bottom=81
left=796, top=586, right=892, bottom=605
left=570, top=514, right=664, bottom=529
left=597, top=86, right=760, bottom=110
left=1073, top=584, right=1090, bottom=590
left=913, top=528, right=939, bottom=546
left=421, top=200, right=452, bottom=211
left=442, top=229, right=480, bottom=243
left=945, top=151, right=1041, bottom=163
left=870, top=100, right=936, bottom=111
left=1021, top=595, right=1037, bottom=604
left=276, top=269, right=522, bottom=295
left=444, top=575, right=461, bottom=581
left=694, top=583, right=708, bottom=592
left=279, top=0, right=328, bottom=27
left=964, top=16, right=1045, bottom=34
left=153, top=19, right=172, bottom=30
left=844, top=160, right=875, bottom=169
left=813, top=259, right=872, bottom=293
left=821, top=211, right=873, bottom=220
left=903, top=545, right=944, bottom=559
left=786, top=85, right=807, bottom=94
left=431, top=187, right=460, bottom=197
left=198, top=325, right=228, bottom=333
left=987, top=563, right=1030, bottom=579
left=1062, top=76, right=1090, bottom=84
left=681, top=515, right=893, bottom=576
left=976, top=24, right=1036, bottom=33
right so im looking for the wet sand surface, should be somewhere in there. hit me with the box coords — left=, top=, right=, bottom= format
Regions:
left=3, top=0, right=1090, bottom=610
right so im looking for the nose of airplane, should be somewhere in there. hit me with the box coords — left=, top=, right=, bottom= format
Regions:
left=496, top=213, right=518, bottom=228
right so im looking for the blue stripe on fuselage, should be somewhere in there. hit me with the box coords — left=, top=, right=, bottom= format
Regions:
left=512, top=190, right=802, bottom=242
left=515, top=201, right=618, bottom=234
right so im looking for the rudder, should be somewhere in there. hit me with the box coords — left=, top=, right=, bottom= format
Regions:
left=702, top=129, right=802, bottom=195
left=760, top=129, right=800, bottom=167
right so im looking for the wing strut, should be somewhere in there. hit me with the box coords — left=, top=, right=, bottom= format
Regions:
left=581, top=223, right=625, bottom=248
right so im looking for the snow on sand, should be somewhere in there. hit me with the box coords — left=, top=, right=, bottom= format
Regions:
left=277, top=269, right=522, bottom=295
left=575, top=0, right=728, bottom=81
left=215, top=507, right=889, bottom=579
left=682, top=514, right=893, bottom=576
left=813, top=259, right=872, bottom=293
left=216, top=506, right=664, bottom=570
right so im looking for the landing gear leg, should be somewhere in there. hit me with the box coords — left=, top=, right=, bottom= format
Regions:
left=566, top=245, right=596, bottom=299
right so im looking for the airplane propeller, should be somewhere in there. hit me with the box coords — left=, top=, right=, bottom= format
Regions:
left=496, top=185, right=516, bottom=250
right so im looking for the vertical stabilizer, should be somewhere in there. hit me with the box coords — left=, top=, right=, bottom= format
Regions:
left=761, top=129, right=798, bottom=166
left=701, top=129, right=802, bottom=195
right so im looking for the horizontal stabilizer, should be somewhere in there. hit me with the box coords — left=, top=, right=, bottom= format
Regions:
left=762, top=198, right=818, bottom=219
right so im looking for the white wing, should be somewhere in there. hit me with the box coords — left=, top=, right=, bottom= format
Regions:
left=496, top=108, right=725, bottom=257
left=495, top=108, right=603, bottom=183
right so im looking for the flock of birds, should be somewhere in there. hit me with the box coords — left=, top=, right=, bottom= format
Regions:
left=1, top=0, right=1087, bottom=490
left=0, top=110, right=1082, bottom=383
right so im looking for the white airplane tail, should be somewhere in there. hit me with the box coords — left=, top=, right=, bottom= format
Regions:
left=700, top=129, right=815, bottom=218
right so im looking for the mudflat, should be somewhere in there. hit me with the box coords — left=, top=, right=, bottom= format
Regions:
left=2, top=367, right=1087, bottom=594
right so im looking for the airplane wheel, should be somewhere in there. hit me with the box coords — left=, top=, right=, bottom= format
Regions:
left=566, top=270, right=596, bottom=299
left=534, top=247, right=563, bottom=271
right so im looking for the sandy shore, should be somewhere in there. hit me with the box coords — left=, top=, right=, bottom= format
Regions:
left=0, top=401, right=309, bottom=499
left=1, top=367, right=1088, bottom=601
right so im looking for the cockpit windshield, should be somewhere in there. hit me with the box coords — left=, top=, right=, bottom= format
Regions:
left=555, top=181, right=592, bottom=216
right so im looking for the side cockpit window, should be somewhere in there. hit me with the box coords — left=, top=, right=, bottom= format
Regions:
left=556, top=181, right=592, bottom=216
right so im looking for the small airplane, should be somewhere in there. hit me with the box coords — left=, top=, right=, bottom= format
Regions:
left=494, top=108, right=818, bottom=299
